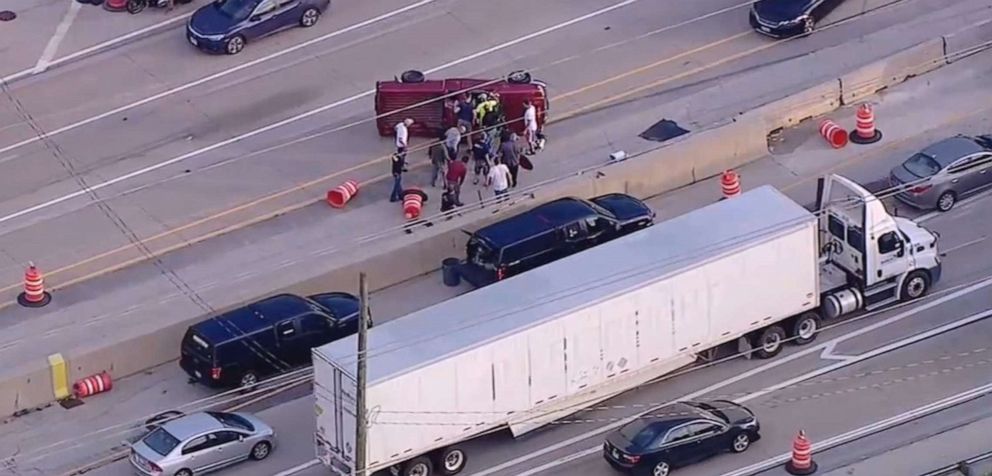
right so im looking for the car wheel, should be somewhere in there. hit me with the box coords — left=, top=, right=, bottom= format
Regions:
left=730, top=432, right=751, bottom=453
left=753, top=325, right=786, bottom=359
left=175, top=469, right=193, bottom=476
left=901, top=270, right=931, bottom=301
left=400, top=456, right=434, bottom=476
left=250, top=441, right=272, bottom=460
left=126, top=0, right=146, bottom=14
left=790, top=312, right=820, bottom=346
left=936, top=191, right=956, bottom=212
left=434, top=446, right=467, bottom=475
left=225, top=35, right=245, bottom=55
left=650, top=461, right=671, bottom=476
left=239, top=371, right=259, bottom=389
left=300, top=7, right=320, bottom=27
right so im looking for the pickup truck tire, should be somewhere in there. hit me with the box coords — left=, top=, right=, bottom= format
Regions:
left=507, top=70, right=532, bottom=84
left=401, top=70, right=426, bottom=83
left=401, top=456, right=434, bottom=476
left=753, top=326, right=786, bottom=359
left=901, top=270, right=931, bottom=301
left=789, top=312, right=820, bottom=346
left=434, top=446, right=467, bottom=475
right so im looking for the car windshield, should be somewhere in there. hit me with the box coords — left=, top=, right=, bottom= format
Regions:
left=208, top=411, right=254, bottom=431
left=902, top=153, right=942, bottom=178
left=583, top=199, right=617, bottom=219
left=618, top=421, right=660, bottom=449
left=214, top=0, right=256, bottom=20
left=142, top=427, right=181, bottom=456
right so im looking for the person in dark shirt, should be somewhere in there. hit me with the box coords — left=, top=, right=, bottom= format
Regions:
left=428, top=142, right=449, bottom=188
left=445, top=155, right=468, bottom=206
left=471, top=137, right=492, bottom=185
left=499, top=133, right=522, bottom=188
left=454, top=93, right=475, bottom=149
left=389, top=152, right=405, bottom=202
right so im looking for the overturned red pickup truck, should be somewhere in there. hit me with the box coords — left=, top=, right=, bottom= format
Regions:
left=374, top=70, right=549, bottom=138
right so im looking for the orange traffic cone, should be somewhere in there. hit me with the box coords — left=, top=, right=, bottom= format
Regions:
left=17, top=262, right=51, bottom=308
left=785, top=430, right=817, bottom=475
left=327, top=180, right=360, bottom=208
left=721, top=170, right=742, bottom=199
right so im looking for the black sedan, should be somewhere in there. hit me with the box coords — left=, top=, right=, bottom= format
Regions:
left=749, top=0, right=847, bottom=38
left=604, top=400, right=760, bottom=476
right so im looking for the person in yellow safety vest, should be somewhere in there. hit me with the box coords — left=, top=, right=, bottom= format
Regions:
left=475, top=95, right=499, bottom=125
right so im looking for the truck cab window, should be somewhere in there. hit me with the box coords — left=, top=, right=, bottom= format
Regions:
left=877, top=231, right=903, bottom=254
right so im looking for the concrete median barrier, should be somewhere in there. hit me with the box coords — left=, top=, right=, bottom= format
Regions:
left=3, top=17, right=988, bottom=418
left=839, top=38, right=945, bottom=105
left=943, top=17, right=992, bottom=63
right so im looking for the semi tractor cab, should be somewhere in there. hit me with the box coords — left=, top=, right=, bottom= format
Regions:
left=815, top=174, right=941, bottom=319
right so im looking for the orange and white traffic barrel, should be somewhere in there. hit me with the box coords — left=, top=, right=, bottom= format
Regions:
left=721, top=170, right=742, bottom=199
left=17, top=262, right=51, bottom=308
left=402, top=188, right=427, bottom=220
left=849, top=103, right=882, bottom=144
left=73, top=372, right=113, bottom=399
left=785, top=430, right=818, bottom=475
left=326, top=180, right=360, bottom=208
left=818, top=119, right=847, bottom=149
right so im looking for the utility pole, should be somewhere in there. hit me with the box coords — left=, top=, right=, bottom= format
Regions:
left=354, top=272, right=369, bottom=476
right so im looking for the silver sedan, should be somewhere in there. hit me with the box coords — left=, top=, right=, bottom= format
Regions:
left=129, top=411, right=275, bottom=476
left=890, top=135, right=992, bottom=212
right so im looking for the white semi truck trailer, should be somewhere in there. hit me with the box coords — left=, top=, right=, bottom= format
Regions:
left=313, top=175, right=941, bottom=476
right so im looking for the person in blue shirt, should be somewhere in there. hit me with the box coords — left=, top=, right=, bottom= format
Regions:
left=454, top=93, right=475, bottom=150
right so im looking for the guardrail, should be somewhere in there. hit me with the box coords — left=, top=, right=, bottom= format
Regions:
left=920, top=450, right=992, bottom=476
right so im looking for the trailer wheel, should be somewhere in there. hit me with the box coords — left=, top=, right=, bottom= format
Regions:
left=900, top=270, right=931, bottom=301
left=400, top=456, right=434, bottom=476
left=753, top=326, right=786, bottom=359
left=789, top=312, right=820, bottom=346
left=400, top=70, right=426, bottom=83
left=433, top=446, right=467, bottom=475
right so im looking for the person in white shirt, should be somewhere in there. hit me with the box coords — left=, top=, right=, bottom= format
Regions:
left=522, top=100, right=538, bottom=154
left=486, top=157, right=512, bottom=199
left=395, top=118, right=413, bottom=160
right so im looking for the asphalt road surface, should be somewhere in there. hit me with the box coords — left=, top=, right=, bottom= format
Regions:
left=0, top=0, right=970, bottom=295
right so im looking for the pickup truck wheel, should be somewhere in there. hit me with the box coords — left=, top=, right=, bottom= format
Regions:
left=790, top=312, right=820, bottom=346
left=753, top=326, right=786, bottom=359
left=401, top=456, right=434, bottom=476
left=238, top=371, right=259, bottom=393
left=434, top=446, right=467, bottom=475
left=901, top=270, right=931, bottom=301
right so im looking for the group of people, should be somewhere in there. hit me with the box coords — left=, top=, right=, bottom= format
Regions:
left=389, top=92, right=544, bottom=214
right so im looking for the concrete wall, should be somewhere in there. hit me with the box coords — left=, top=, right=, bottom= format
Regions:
left=6, top=17, right=992, bottom=417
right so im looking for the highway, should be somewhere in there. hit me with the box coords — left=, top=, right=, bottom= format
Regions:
left=65, top=55, right=992, bottom=474
left=0, top=0, right=969, bottom=300
left=1, top=0, right=991, bottom=475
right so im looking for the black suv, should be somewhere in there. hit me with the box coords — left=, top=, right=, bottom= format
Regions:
left=749, top=0, right=847, bottom=38
left=180, top=292, right=363, bottom=388
left=459, top=193, right=654, bottom=287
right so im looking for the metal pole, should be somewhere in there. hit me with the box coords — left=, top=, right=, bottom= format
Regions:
left=355, top=272, right=369, bottom=476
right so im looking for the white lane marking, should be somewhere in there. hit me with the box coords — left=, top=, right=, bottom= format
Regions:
left=942, top=236, right=988, bottom=255
left=33, top=0, right=83, bottom=75
left=469, top=276, right=992, bottom=476
left=0, top=0, right=641, bottom=227
left=0, top=0, right=437, bottom=159
left=512, top=308, right=992, bottom=476
left=722, top=381, right=992, bottom=476
left=818, top=341, right=854, bottom=361
left=2, top=14, right=193, bottom=84
left=273, top=458, right=320, bottom=476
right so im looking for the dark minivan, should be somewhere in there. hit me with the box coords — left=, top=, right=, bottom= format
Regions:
left=459, top=193, right=654, bottom=287
left=180, top=292, right=362, bottom=388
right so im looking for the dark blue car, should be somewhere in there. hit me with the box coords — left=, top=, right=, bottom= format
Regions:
left=187, top=0, right=330, bottom=55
